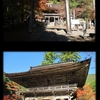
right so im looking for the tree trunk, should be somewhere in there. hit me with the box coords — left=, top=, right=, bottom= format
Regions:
left=21, top=0, right=24, bottom=22
left=65, top=0, right=71, bottom=33
left=29, top=0, right=34, bottom=33
left=73, top=8, right=75, bottom=19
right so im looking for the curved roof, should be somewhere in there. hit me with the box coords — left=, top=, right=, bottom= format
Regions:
left=5, top=58, right=91, bottom=88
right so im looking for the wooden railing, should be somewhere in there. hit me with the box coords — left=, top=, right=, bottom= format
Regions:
left=18, top=84, right=78, bottom=93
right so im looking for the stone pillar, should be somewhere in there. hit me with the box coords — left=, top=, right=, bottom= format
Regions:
left=29, top=0, right=34, bottom=33
left=65, top=0, right=72, bottom=33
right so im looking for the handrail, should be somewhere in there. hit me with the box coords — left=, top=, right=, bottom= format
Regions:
left=18, top=84, right=78, bottom=93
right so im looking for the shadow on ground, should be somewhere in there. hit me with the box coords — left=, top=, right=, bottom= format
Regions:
left=37, top=28, right=95, bottom=42
left=3, top=25, right=95, bottom=42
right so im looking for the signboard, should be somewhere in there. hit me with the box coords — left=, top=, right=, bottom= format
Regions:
left=71, top=19, right=80, bottom=25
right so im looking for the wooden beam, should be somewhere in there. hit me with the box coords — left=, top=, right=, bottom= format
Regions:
left=43, top=13, right=60, bottom=16
left=17, top=84, right=77, bottom=94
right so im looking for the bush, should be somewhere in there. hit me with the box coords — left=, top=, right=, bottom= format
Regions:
left=76, top=85, right=95, bottom=100
left=3, top=74, right=26, bottom=100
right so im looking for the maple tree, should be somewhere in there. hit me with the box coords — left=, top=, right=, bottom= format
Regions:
left=76, top=85, right=96, bottom=100
left=35, top=0, right=48, bottom=11
left=3, top=0, right=95, bottom=30
left=34, top=0, right=50, bottom=16
left=3, top=74, right=26, bottom=100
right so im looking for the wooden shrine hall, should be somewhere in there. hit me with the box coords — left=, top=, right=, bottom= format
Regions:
left=5, top=58, right=91, bottom=100
left=43, top=13, right=60, bottom=24
left=29, top=0, right=72, bottom=33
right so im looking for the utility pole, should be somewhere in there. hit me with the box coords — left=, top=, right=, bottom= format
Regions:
left=65, top=0, right=72, bottom=33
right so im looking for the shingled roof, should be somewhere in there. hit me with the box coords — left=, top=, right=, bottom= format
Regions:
left=48, top=4, right=63, bottom=10
left=5, top=58, right=91, bottom=88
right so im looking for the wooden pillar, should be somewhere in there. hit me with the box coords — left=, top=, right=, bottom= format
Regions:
left=68, top=96, right=73, bottom=100
left=44, top=16, right=46, bottom=21
left=48, top=16, right=50, bottom=23
left=54, top=16, right=55, bottom=23
left=58, top=16, right=59, bottom=22
left=65, top=0, right=72, bottom=33
left=22, top=93, right=25, bottom=100
left=29, top=0, right=34, bottom=33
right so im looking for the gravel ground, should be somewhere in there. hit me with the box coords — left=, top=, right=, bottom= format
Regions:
left=4, top=26, right=95, bottom=42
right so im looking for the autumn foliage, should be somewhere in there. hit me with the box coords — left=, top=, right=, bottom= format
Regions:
left=3, top=94, right=22, bottom=100
left=76, top=85, right=96, bottom=100
left=3, top=74, right=26, bottom=100
left=35, top=0, right=50, bottom=14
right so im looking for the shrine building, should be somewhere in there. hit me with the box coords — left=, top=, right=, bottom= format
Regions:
left=5, top=58, right=91, bottom=100
left=29, top=0, right=72, bottom=33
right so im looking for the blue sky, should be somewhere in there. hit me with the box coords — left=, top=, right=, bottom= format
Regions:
left=3, top=51, right=96, bottom=74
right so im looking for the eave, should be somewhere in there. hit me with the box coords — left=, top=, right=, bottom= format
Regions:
left=5, top=58, right=91, bottom=88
